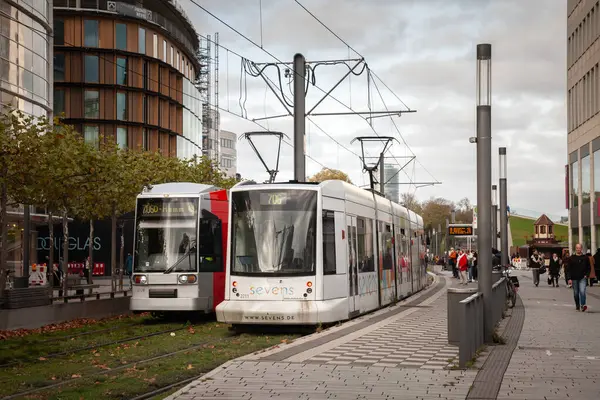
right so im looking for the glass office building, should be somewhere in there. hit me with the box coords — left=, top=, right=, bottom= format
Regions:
left=1, top=0, right=53, bottom=118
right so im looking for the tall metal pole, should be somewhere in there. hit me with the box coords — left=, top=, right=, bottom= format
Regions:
left=492, top=184, right=498, bottom=250
left=293, top=53, right=306, bottom=182
left=438, top=223, right=442, bottom=256
left=450, top=210, right=456, bottom=249
left=476, top=43, right=493, bottom=342
left=23, top=205, right=30, bottom=276
left=499, top=147, right=509, bottom=267
left=379, top=153, right=385, bottom=196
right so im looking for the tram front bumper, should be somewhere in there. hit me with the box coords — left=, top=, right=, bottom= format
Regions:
left=130, top=296, right=211, bottom=312
left=216, top=298, right=347, bottom=325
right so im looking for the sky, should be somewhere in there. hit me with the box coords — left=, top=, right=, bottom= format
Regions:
left=181, top=0, right=567, bottom=217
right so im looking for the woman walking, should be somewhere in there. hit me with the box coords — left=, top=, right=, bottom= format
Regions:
left=549, top=253, right=561, bottom=287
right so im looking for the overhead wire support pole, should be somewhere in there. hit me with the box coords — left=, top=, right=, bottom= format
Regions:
left=294, top=53, right=306, bottom=182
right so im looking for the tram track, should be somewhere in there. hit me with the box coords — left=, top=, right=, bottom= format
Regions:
left=0, top=324, right=189, bottom=368
left=1, top=334, right=235, bottom=400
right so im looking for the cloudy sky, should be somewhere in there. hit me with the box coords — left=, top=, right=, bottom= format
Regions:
left=182, top=0, right=566, bottom=217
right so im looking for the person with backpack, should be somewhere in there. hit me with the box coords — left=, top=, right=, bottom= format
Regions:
left=449, top=248, right=458, bottom=278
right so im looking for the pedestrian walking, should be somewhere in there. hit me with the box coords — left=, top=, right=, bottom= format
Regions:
left=467, top=251, right=474, bottom=283
left=566, top=243, right=591, bottom=312
left=449, top=248, right=458, bottom=278
left=457, top=249, right=468, bottom=285
left=587, top=251, right=597, bottom=287
left=562, top=250, right=571, bottom=287
left=530, top=250, right=543, bottom=286
left=549, top=253, right=560, bottom=287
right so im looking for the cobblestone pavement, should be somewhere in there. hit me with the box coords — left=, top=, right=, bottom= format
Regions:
left=496, top=270, right=600, bottom=400
left=166, top=273, right=481, bottom=400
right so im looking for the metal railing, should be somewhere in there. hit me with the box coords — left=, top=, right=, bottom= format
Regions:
left=455, top=277, right=507, bottom=367
left=458, top=291, right=484, bottom=367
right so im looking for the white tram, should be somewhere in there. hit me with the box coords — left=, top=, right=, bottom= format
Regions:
left=216, top=180, right=427, bottom=325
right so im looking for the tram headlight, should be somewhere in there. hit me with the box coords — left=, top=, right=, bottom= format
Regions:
left=134, top=275, right=148, bottom=285
left=178, top=274, right=198, bottom=284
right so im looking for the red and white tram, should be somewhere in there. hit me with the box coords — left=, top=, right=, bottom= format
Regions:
left=130, top=183, right=228, bottom=315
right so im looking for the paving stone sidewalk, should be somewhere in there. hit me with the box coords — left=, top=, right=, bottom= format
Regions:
left=496, top=270, right=600, bottom=400
left=166, top=274, right=480, bottom=400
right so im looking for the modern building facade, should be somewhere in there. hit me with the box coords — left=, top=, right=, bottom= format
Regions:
left=383, top=164, right=400, bottom=204
left=52, top=0, right=203, bottom=158
left=567, top=0, right=600, bottom=253
left=219, top=129, right=237, bottom=177
left=1, top=0, right=54, bottom=118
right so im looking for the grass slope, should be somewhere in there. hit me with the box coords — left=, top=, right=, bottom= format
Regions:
left=510, top=215, right=568, bottom=247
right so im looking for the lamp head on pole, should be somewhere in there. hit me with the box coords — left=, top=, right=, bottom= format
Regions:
left=476, top=44, right=492, bottom=106
left=499, top=147, right=507, bottom=179
left=492, top=184, right=497, bottom=206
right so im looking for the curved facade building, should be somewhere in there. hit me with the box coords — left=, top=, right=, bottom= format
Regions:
left=0, top=0, right=53, bottom=118
left=53, top=0, right=202, bottom=158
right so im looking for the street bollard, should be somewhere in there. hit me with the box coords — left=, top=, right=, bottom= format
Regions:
left=447, top=286, right=478, bottom=345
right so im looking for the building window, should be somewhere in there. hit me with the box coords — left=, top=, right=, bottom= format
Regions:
left=143, top=61, right=148, bottom=90
left=594, top=149, right=600, bottom=201
left=220, top=157, right=232, bottom=168
left=54, top=54, right=65, bottom=81
left=582, top=154, right=591, bottom=204
left=116, top=92, right=127, bottom=120
left=142, top=95, right=148, bottom=123
left=571, top=160, right=579, bottom=208
left=153, top=34, right=158, bottom=58
left=162, top=40, right=166, bottom=62
left=84, top=20, right=99, bottom=47
left=84, top=90, right=99, bottom=118
left=170, top=46, right=174, bottom=65
left=323, top=210, right=337, bottom=275
left=138, top=27, right=146, bottom=54
left=116, top=23, right=127, bottom=50
left=54, top=19, right=64, bottom=46
left=176, top=51, right=179, bottom=70
left=142, top=128, right=149, bottom=151
left=84, top=55, right=99, bottom=83
left=540, top=226, right=546, bottom=234
left=84, top=125, right=99, bottom=148
left=116, top=57, right=127, bottom=85
left=54, top=89, right=65, bottom=115
left=117, top=127, right=127, bottom=149
left=221, top=138, right=234, bottom=149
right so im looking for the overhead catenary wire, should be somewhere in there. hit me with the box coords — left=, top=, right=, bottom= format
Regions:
left=290, top=0, right=439, bottom=186
left=184, top=0, right=413, bottom=178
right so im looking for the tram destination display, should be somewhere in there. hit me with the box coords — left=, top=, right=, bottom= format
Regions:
left=448, top=226, right=473, bottom=236
left=137, top=198, right=198, bottom=218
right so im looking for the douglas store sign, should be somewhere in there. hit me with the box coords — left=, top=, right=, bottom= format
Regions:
left=36, top=219, right=134, bottom=274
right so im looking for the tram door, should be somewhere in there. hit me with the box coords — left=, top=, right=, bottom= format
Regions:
left=346, top=215, right=359, bottom=316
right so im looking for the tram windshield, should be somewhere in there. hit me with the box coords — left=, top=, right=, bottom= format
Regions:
left=230, top=189, right=317, bottom=276
left=134, top=197, right=198, bottom=273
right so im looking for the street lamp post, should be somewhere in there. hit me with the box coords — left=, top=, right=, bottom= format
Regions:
left=476, top=43, right=493, bottom=342
left=499, top=147, right=509, bottom=268
left=492, top=184, right=498, bottom=250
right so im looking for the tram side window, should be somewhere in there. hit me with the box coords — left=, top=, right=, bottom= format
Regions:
left=322, top=210, right=336, bottom=275
left=382, top=223, right=393, bottom=270
left=358, top=217, right=374, bottom=272
left=198, top=210, right=223, bottom=272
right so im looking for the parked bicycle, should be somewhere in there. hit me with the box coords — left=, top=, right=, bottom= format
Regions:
left=502, top=266, right=518, bottom=308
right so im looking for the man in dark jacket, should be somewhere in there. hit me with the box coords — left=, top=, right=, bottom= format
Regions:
left=566, top=243, right=591, bottom=311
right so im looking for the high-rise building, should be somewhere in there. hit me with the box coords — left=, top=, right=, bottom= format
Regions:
left=219, top=129, right=237, bottom=177
left=52, top=0, right=203, bottom=158
left=1, top=0, right=54, bottom=118
left=383, top=164, right=400, bottom=204
left=567, top=0, right=600, bottom=252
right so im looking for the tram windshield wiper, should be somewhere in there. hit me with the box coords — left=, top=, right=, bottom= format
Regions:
left=164, top=241, right=196, bottom=274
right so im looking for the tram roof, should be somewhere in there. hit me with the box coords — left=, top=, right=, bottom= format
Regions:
left=138, top=182, right=219, bottom=196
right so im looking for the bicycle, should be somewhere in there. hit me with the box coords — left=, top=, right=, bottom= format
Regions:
left=502, top=266, right=518, bottom=308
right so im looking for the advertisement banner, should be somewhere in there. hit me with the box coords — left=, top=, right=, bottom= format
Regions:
left=472, top=205, right=478, bottom=229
